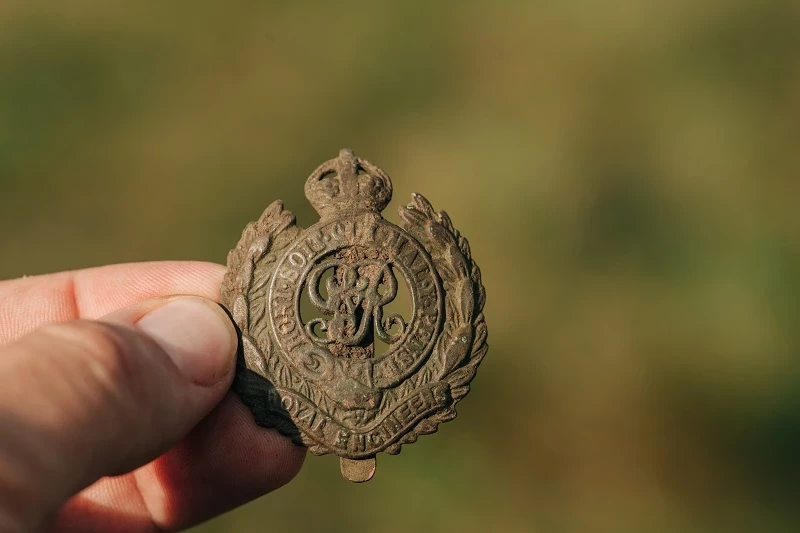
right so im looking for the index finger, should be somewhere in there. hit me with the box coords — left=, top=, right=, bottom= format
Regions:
left=0, top=261, right=226, bottom=345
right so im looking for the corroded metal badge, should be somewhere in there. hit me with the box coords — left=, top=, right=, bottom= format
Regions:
left=221, top=150, right=487, bottom=482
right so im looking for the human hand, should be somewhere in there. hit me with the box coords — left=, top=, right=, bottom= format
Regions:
left=0, top=262, right=305, bottom=532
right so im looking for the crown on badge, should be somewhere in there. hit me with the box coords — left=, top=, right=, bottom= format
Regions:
left=305, top=149, right=393, bottom=218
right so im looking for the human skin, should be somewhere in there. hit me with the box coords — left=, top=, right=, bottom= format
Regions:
left=0, top=261, right=306, bottom=533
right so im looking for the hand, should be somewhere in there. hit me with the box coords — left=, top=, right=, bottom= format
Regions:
left=0, top=262, right=305, bottom=533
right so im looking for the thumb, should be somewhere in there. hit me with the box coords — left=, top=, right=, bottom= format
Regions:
left=0, top=296, right=237, bottom=532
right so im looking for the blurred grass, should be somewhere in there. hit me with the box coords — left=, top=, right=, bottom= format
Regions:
left=1, top=1, right=799, bottom=531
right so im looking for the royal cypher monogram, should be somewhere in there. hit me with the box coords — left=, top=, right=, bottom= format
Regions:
left=270, top=215, right=441, bottom=390
left=221, top=149, right=487, bottom=482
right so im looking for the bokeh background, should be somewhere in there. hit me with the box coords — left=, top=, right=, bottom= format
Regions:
left=2, top=1, right=799, bottom=531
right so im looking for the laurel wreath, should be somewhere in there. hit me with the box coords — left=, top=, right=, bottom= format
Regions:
left=382, top=193, right=488, bottom=453
left=220, top=201, right=321, bottom=448
left=221, top=196, right=488, bottom=456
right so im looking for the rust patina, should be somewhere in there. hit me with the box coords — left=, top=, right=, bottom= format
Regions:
left=221, top=150, right=487, bottom=482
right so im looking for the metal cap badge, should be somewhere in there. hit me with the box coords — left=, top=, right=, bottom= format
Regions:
left=221, top=150, right=487, bottom=482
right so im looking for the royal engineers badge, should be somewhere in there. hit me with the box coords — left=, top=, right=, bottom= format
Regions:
left=221, top=150, right=487, bottom=482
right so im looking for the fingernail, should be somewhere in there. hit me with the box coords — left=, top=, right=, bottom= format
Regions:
left=136, top=297, right=237, bottom=386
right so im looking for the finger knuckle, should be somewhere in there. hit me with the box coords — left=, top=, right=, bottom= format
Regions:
left=83, top=325, right=139, bottom=387
left=40, top=321, right=151, bottom=410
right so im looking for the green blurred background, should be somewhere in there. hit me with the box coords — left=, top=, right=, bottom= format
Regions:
left=2, top=1, right=799, bottom=531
